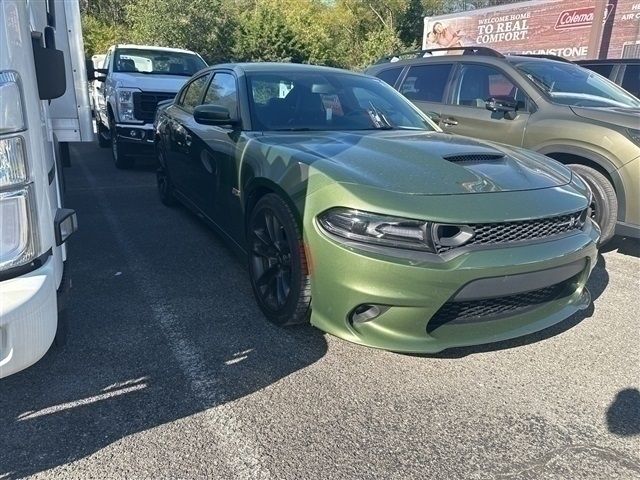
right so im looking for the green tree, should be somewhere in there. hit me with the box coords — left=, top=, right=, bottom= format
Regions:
left=126, top=0, right=232, bottom=63
left=81, top=14, right=129, bottom=56
left=232, top=1, right=307, bottom=63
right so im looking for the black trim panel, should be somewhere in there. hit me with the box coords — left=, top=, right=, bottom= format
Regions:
left=453, top=259, right=586, bottom=301
left=0, top=249, right=52, bottom=283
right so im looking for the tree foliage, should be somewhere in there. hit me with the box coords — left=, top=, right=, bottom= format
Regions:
left=80, top=0, right=517, bottom=69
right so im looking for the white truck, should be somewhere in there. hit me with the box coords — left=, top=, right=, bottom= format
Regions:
left=0, top=0, right=92, bottom=378
left=93, top=44, right=207, bottom=169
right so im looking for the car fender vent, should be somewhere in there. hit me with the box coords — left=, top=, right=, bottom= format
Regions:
left=443, top=153, right=505, bottom=163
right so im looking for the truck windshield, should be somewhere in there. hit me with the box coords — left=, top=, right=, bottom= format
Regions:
left=516, top=61, right=640, bottom=108
left=247, top=71, right=436, bottom=131
left=113, top=49, right=206, bottom=76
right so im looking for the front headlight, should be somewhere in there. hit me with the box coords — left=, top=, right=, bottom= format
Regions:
left=0, top=187, right=39, bottom=270
left=116, top=88, right=139, bottom=122
left=317, top=208, right=436, bottom=252
left=0, top=136, right=27, bottom=188
left=627, top=128, right=640, bottom=146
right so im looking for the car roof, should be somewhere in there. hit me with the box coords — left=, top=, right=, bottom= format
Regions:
left=367, top=52, right=573, bottom=72
left=576, top=58, right=640, bottom=64
left=203, top=62, right=370, bottom=78
left=114, top=44, right=199, bottom=55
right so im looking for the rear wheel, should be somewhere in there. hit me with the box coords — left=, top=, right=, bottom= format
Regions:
left=248, top=194, right=311, bottom=326
left=569, top=164, right=617, bottom=245
left=109, top=115, right=134, bottom=169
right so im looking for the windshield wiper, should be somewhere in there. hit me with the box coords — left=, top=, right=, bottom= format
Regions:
left=272, top=127, right=312, bottom=131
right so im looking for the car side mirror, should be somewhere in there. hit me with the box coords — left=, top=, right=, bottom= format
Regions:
left=86, top=59, right=96, bottom=81
left=194, top=104, right=238, bottom=126
left=486, top=97, right=517, bottom=113
left=425, top=111, right=441, bottom=123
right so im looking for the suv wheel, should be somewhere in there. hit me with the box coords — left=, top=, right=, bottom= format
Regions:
left=569, top=164, right=617, bottom=245
left=109, top=115, right=134, bottom=169
left=248, top=194, right=311, bottom=326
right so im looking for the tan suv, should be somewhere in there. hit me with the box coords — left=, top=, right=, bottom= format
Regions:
left=366, top=48, right=640, bottom=244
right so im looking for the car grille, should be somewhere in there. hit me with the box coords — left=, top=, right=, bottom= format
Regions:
left=427, top=277, right=576, bottom=333
left=133, top=92, right=176, bottom=123
left=434, top=210, right=586, bottom=254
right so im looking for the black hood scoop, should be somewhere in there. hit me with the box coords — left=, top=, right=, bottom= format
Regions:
left=444, top=153, right=505, bottom=163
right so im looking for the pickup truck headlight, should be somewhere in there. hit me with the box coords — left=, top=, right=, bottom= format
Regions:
left=318, top=208, right=436, bottom=252
left=116, top=88, right=139, bottom=122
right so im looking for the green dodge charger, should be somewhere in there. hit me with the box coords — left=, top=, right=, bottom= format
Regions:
left=153, top=63, right=599, bottom=353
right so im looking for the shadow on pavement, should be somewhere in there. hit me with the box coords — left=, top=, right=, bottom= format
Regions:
left=426, top=253, right=610, bottom=359
left=0, top=144, right=328, bottom=479
left=607, top=389, right=640, bottom=436
left=600, top=236, right=640, bottom=258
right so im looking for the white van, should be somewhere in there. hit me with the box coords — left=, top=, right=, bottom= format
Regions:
left=0, top=0, right=92, bottom=378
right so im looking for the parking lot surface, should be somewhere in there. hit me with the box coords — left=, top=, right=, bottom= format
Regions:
left=1, top=142, right=639, bottom=479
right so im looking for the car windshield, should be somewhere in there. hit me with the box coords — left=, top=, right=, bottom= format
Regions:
left=515, top=61, right=640, bottom=108
left=247, top=71, right=436, bottom=131
left=113, top=48, right=207, bottom=76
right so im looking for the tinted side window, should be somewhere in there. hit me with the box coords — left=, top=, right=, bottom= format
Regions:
left=621, top=65, right=640, bottom=97
left=582, top=63, right=614, bottom=78
left=203, top=72, right=238, bottom=116
left=454, top=64, right=525, bottom=109
left=179, top=74, right=210, bottom=113
left=399, top=64, right=452, bottom=103
left=375, top=67, right=403, bottom=87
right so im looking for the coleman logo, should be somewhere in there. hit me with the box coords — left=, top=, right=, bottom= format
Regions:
left=555, top=5, right=613, bottom=30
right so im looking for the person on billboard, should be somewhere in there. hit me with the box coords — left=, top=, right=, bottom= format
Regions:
left=432, top=21, right=465, bottom=48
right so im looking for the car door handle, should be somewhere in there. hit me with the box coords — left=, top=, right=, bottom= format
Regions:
left=441, top=118, right=458, bottom=126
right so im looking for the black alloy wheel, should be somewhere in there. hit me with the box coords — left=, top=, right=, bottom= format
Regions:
left=248, top=194, right=311, bottom=326
left=156, top=148, right=177, bottom=207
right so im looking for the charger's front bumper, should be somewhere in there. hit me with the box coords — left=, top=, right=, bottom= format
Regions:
left=301, top=181, right=599, bottom=353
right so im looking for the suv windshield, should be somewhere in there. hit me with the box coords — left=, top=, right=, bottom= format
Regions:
left=515, top=61, right=640, bottom=108
left=247, top=71, right=435, bottom=131
left=113, top=48, right=206, bottom=76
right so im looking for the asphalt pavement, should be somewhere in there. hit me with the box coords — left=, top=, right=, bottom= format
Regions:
left=1, top=142, right=639, bottom=479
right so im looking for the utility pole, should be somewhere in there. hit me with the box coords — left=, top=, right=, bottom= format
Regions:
left=586, top=0, right=607, bottom=59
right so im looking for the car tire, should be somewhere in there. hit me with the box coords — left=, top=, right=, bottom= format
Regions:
left=569, top=164, right=617, bottom=245
left=248, top=194, right=311, bottom=326
left=109, top=115, right=134, bottom=169
left=156, top=149, right=177, bottom=207
left=97, top=120, right=110, bottom=148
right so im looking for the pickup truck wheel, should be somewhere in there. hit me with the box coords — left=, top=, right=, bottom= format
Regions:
left=109, top=116, right=134, bottom=169
left=569, top=164, right=617, bottom=245
left=248, top=194, right=311, bottom=326
left=97, top=120, right=110, bottom=148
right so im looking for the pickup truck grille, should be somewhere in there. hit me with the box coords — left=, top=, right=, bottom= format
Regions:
left=133, top=92, right=176, bottom=123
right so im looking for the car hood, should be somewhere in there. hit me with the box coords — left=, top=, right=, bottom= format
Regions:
left=570, top=106, right=640, bottom=130
left=257, top=130, right=572, bottom=195
left=111, top=72, right=190, bottom=93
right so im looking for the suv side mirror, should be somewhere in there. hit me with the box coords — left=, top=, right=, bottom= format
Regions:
left=194, top=104, right=238, bottom=126
left=486, top=96, right=517, bottom=113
